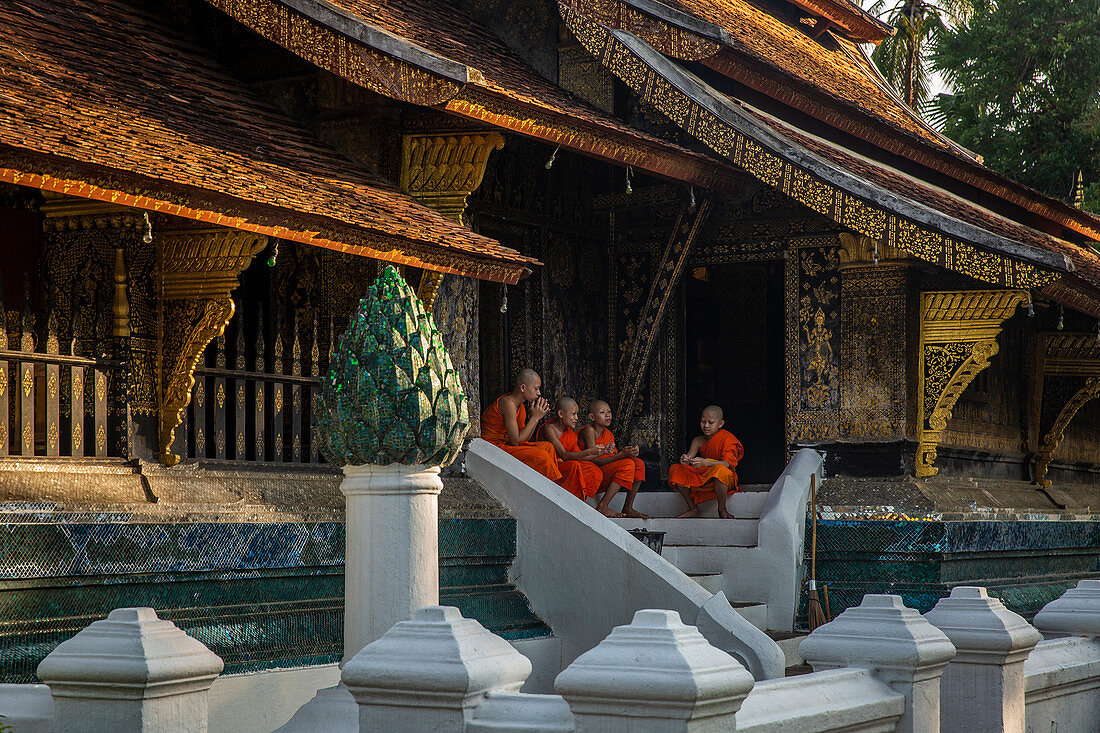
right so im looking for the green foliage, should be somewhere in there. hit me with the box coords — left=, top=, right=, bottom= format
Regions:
left=0, top=714, right=11, bottom=733
left=929, top=0, right=1100, bottom=209
left=868, top=0, right=986, bottom=107
left=314, top=265, right=469, bottom=467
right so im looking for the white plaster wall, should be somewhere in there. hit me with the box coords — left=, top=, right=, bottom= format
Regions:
left=1024, top=637, right=1100, bottom=733
left=467, top=439, right=783, bottom=675
left=512, top=635, right=563, bottom=694
left=207, top=664, right=341, bottom=733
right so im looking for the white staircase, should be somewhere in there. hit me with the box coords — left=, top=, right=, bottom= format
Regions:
left=608, top=486, right=772, bottom=631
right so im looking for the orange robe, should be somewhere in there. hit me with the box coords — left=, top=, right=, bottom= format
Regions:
left=480, top=396, right=562, bottom=482
left=538, top=422, right=603, bottom=500
left=592, top=428, right=645, bottom=490
left=669, top=429, right=742, bottom=504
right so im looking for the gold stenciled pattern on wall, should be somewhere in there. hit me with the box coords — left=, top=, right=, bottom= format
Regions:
left=558, top=3, right=1064, bottom=291
left=838, top=266, right=908, bottom=439
left=785, top=244, right=841, bottom=443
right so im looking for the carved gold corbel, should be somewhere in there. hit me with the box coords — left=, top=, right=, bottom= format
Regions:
left=915, top=290, right=1027, bottom=477
left=1030, top=333, right=1100, bottom=487
left=157, top=228, right=266, bottom=465
left=837, top=232, right=909, bottom=269
left=399, top=130, right=504, bottom=310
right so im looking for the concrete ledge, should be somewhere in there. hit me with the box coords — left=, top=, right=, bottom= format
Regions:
left=736, top=668, right=903, bottom=733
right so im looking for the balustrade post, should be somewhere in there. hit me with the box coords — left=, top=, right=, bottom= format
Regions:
left=37, top=608, right=223, bottom=733
left=800, top=595, right=956, bottom=733
left=1033, top=579, right=1100, bottom=638
left=924, top=586, right=1040, bottom=733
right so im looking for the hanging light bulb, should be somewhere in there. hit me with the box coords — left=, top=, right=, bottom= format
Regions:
left=142, top=212, right=153, bottom=244
left=1057, top=304, right=1064, bottom=331
left=625, top=166, right=633, bottom=195
left=544, top=145, right=559, bottom=171
left=266, top=240, right=279, bottom=268
left=500, top=284, right=508, bottom=314
left=1026, top=291, right=1035, bottom=318
left=688, top=186, right=696, bottom=211
left=872, top=240, right=879, bottom=266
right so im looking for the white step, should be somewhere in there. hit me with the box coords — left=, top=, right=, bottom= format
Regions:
left=609, top=490, right=769, bottom=519
left=612, top=517, right=758, bottom=547
left=732, top=602, right=768, bottom=631
left=660, top=545, right=739, bottom=575
left=769, top=633, right=807, bottom=669
left=688, top=573, right=724, bottom=594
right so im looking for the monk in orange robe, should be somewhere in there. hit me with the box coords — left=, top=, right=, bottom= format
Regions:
left=580, top=400, right=649, bottom=519
left=669, top=405, right=743, bottom=519
left=480, top=368, right=561, bottom=481
left=538, top=397, right=609, bottom=510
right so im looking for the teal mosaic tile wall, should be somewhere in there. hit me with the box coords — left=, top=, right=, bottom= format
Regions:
left=798, top=519, right=1100, bottom=630
left=0, top=516, right=549, bottom=683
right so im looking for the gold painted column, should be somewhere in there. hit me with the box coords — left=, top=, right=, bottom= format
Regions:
left=157, top=228, right=266, bottom=465
left=915, top=290, right=1027, bottom=477
left=399, top=130, right=504, bottom=309
left=837, top=234, right=911, bottom=441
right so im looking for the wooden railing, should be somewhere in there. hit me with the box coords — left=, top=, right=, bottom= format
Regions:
left=183, top=307, right=333, bottom=466
left=0, top=310, right=124, bottom=459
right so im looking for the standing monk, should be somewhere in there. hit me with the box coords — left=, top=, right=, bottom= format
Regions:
left=669, top=405, right=743, bottom=519
left=480, top=369, right=561, bottom=482
left=538, top=398, right=609, bottom=511
left=580, top=400, right=650, bottom=519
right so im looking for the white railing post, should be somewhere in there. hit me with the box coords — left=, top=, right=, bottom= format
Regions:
left=341, top=606, right=531, bottom=732
left=555, top=609, right=754, bottom=732
left=924, top=586, right=1040, bottom=733
left=799, top=594, right=955, bottom=733
left=1033, top=579, right=1100, bottom=639
left=37, top=608, right=223, bottom=733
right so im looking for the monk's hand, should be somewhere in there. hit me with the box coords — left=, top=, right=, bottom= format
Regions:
left=680, top=454, right=692, bottom=465
left=531, top=397, right=550, bottom=420
left=625, top=445, right=640, bottom=457
left=690, top=457, right=707, bottom=468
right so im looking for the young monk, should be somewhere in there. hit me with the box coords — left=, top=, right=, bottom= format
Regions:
left=538, top=397, right=610, bottom=512
left=480, top=369, right=561, bottom=482
left=580, top=400, right=650, bottom=520
left=669, top=405, right=744, bottom=519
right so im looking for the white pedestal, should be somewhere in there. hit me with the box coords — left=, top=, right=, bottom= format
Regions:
left=340, top=463, right=443, bottom=661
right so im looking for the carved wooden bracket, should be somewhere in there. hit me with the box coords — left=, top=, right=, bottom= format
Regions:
left=915, top=290, right=1026, bottom=477
left=837, top=232, right=909, bottom=269
left=157, top=229, right=266, bottom=465
left=399, top=130, right=504, bottom=310
left=1030, top=333, right=1100, bottom=487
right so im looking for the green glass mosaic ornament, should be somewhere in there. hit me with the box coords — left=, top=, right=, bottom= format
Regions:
left=314, top=265, right=469, bottom=467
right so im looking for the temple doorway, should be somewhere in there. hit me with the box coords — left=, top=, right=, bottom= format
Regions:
left=684, top=261, right=786, bottom=484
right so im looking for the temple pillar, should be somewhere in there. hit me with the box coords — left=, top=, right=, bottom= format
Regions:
left=914, top=290, right=1027, bottom=477
left=1029, top=332, right=1100, bottom=488
left=156, top=228, right=266, bottom=465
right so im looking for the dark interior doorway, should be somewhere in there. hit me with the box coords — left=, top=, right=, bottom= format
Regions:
left=684, top=261, right=786, bottom=484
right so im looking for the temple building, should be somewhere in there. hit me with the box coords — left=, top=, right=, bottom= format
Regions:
left=3, top=0, right=1100, bottom=704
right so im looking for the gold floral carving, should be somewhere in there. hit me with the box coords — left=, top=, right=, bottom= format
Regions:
left=915, top=290, right=1027, bottom=476
left=417, top=271, right=447, bottom=310
left=400, top=132, right=505, bottom=226
left=1034, top=377, right=1100, bottom=487
left=157, top=229, right=266, bottom=465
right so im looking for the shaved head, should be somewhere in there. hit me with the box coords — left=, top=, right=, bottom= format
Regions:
left=589, top=399, right=609, bottom=413
left=702, top=405, right=724, bottom=420
left=556, top=397, right=578, bottom=413
left=515, top=368, right=540, bottom=389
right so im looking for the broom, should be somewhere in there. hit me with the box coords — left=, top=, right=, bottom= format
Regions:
left=807, top=472, right=828, bottom=631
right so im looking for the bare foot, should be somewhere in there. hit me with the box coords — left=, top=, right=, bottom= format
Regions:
left=676, top=506, right=702, bottom=518
left=624, top=509, right=651, bottom=520
left=597, top=506, right=626, bottom=518
left=718, top=510, right=734, bottom=519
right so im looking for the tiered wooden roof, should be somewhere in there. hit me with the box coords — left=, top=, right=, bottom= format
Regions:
left=0, top=0, right=538, bottom=283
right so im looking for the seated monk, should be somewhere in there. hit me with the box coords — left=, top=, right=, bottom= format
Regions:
left=580, top=400, right=650, bottom=520
left=537, top=398, right=610, bottom=513
left=669, top=405, right=743, bottom=519
left=480, top=368, right=561, bottom=482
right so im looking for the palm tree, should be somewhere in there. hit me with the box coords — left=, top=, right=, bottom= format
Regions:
left=867, top=0, right=986, bottom=109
